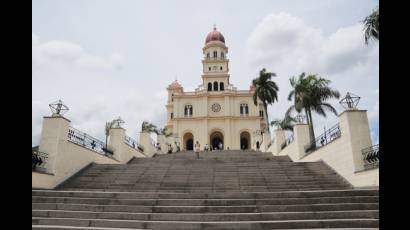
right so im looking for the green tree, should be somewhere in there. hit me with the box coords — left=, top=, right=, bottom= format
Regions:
left=158, top=126, right=173, bottom=137
left=287, top=73, right=340, bottom=142
left=270, top=115, right=297, bottom=131
left=252, top=68, right=279, bottom=131
left=363, top=6, right=379, bottom=45
left=141, top=121, right=158, bottom=134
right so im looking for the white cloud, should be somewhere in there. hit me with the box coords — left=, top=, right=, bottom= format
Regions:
left=245, top=12, right=379, bottom=143
left=32, top=33, right=124, bottom=70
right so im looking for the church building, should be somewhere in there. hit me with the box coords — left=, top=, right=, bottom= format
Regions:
left=165, top=26, right=270, bottom=151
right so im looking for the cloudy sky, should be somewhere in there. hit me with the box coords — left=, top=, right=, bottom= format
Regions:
left=32, top=0, right=379, bottom=146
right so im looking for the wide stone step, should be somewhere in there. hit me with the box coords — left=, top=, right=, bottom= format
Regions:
left=32, top=210, right=378, bottom=221
left=32, top=217, right=379, bottom=229
left=32, top=226, right=378, bottom=230
left=57, top=186, right=351, bottom=192
left=32, top=195, right=378, bottom=206
left=32, top=189, right=379, bottom=199
left=32, top=202, right=378, bottom=213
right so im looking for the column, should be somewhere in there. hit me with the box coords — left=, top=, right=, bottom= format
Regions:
left=108, top=127, right=125, bottom=162
left=38, top=115, right=71, bottom=174
left=339, top=110, right=373, bottom=172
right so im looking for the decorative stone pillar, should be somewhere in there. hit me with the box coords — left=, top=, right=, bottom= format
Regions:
left=38, top=115, right=70, bottom=174
left=139, top=132, right=155, bottom=156
left=157, top=134, right=167, bottom=154
left=108, top=127, right=126, bottom=163
left=339, top=110, right=372, bottom=172
left=293, top=124, right=311, bottom=159
left=272, top=129, right=285, bottom=155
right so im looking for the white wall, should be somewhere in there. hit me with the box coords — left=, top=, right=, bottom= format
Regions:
left=269, top=110, right=379, bottom=188
left=33, top=116, right=146, bottom=189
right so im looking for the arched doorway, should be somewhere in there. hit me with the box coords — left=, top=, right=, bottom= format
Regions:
left=183, top=132, right=194, bottom=151
left=210, top=131, right=224, bottom=150
left=240, top=131, right=251, bottom=150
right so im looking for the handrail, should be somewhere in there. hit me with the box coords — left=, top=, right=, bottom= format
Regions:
left=304, top=123, right=341, bottom=155
left=32, top=149, right=48, bottom=172
left=281, top=134, right=294, bottom=150
left=68, top=126, right=113, bottom=156
left=124, top=135, right=144, bottom=152
left=362, top=144, right=379, bottom=170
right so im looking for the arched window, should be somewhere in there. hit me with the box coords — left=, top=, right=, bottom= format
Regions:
left=221, top=52, right=225, bottom=59
left=259, top=110, right=264, bottom=118
left=220, top=82, right=224, bottom=91
left=208, top=82, right=212, bottom=91
left=170, top=113, right=173, bottom=119
left=213, top=51, right=217, bottom=58
left=206, top=53, right=210, bottom=59
left=220, top=66, right=223, bottom=71
left=213, top=81, right=218, bottom=91
left=184, top=105, right=193, bottom=117
left=240, top=104, right=249, bottom=116
left=208, top=67, right=211, bottom=71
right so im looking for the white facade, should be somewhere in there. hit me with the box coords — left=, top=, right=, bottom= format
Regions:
left=165, top=27, right=269, bottom=151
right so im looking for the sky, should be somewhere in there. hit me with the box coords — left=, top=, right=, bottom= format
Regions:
left=32, top=0, right=379, bottom=146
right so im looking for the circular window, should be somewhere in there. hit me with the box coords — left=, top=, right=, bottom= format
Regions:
left=211, top=103, right=221, bottom=112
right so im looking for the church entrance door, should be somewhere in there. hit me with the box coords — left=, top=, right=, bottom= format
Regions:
left=210, top=131, right=224, bottom=150
left=183, top=132, right=194, bottom=151
left=240, top=131, right=251, bottom=150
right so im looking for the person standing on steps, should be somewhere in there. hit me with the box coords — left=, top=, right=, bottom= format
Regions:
left=219, top=142, right=223, bottom=151
left=194, top=141, right=200, bottom=159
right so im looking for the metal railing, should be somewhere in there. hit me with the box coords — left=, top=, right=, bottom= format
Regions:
left=68, top=126, right=113, bottom=155
left=124, top=135, right=144, bottom=152
left=362, top=144, right=379, bottom=170
left=281, top=134, right=294, bottom=150
left=304, top=123, right=341, bottom=154
left=32, top=150, right=48, bottom=172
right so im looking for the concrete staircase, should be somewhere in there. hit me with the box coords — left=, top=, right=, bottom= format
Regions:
left=32, top=150, right=379, bottom=229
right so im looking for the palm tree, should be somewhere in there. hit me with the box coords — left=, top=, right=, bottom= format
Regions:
left=363, top=6, right=379, bottom=45
left=252, top=68, right=279, bottom=131
left=141, top=121, right=158, bottom=134
left=270, top=115, right=297, bottom=131
left=287, top=73, right=340, bottom=142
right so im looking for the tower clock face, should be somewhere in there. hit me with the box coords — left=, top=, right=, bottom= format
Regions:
left=211, top=103, right=221, bottom=112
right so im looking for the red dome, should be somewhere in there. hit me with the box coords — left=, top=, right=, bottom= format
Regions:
left=205, top=27, right=225, bottom=44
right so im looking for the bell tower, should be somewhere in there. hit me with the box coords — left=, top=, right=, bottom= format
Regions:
left=202, top=25, right=230, bottom=92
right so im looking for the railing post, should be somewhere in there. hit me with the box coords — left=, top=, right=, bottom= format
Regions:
left=139, top=132, right=155, bottom=157
left=108, top=127, right=125, bottom=162
left=339, top=110, right=373, bottom=172
left=38, top=115, right=71, bottom=174
left=293, top=124, right=311, bottom=159
left=272, top=129, right=285, bottom=155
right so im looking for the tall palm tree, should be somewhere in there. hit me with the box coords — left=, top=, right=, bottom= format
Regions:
left=252, top=68, right=279, bottom=131
left=287, top=73, right=340, bottom=142
left=270, top=115, right=297, bottom=131
left=363, top=6, right=379, bottom=45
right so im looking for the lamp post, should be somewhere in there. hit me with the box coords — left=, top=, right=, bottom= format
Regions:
left=339, top=92, right=361, bottom=110
left=49, top=99, right=69, bottom=116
